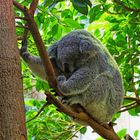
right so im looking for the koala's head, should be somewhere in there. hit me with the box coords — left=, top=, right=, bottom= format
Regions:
left=49, top=30, right=99, bottom=73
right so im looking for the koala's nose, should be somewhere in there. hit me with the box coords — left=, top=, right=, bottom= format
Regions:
left=63, top=63, right=70, bottom=73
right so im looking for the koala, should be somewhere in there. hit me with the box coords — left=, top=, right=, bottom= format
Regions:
left=20, top=30, right=124, bottom=124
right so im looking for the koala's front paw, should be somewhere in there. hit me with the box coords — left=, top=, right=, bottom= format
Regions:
left=57, top=75, right=66, bottom=85
left=57, top=75, right=69, bottom=94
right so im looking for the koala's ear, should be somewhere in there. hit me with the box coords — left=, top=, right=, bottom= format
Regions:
left=47, top=42, right=58, bottom=58
left=79, top=40, right=95, bottom=54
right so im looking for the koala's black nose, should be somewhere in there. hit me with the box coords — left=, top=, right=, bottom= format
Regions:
left=64, top=63, right=70, bottom=73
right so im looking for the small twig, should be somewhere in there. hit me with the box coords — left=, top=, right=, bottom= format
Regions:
left=54, top=125, right=75, bottom=140
left=124, top=96, right=140, bottom=104
left=15, top=16, right=26, bottom=20
left=121, top=101, right=136, bottom=108
left=16, top=25, right=29, bottom=29
left=13, top=0, right=25, bottom=12
left=118, top=103, right=139, bottom=113
left=125, top=134, right=134, bottom=140
left=26, top=102, right=50, bottom=123
left=67, top=126, right=82, bottom=140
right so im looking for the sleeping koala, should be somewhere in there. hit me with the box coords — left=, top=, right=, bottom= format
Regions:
left=20, top=30, right=124, bottom=123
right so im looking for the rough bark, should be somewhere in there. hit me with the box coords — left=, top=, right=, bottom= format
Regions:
left=0, top=0, right=27, bottom=140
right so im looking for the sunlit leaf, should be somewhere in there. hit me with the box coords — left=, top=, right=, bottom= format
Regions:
left=117, top=129, right=127, bottom=138
left=134, top=130, right=139, bottom=137
left=80, top=127, right=87, bottom=134
left=63, top=18, right=82, bottom=29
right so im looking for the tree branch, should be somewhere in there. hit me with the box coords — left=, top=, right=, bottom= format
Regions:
left=45, top=92, right=120, bottom=140
left=118, top=103, right=138, bottom=113
left=13, top=0, right=25, bottom=12
left=13, top=0, right=57, bottom=91
left=16, top=25, right=29, bottom=29
left=121, top=101, right=136, bottom=108
left=26, top=102, right=50, bottom=123
left=15, top=16, right=27, bottom=20
left=29, top=0, right=39, bottom=15
left=124, top=96, right=140, bottom=104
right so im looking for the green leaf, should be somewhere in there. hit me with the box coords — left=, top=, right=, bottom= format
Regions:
left=71, top=0, right=88, bottom=15
left=89, top=5, right=104, bottom=23
left=80, top=127, right=87, bottom=134
left=96, top=137, right=104, bottom=140
left=128, top=107, right=139, bottom=116
left=43, top=0, right=53, bottom=7
left=110, top=24, right=120, bottom=31
left=135, top=106, right=140, bottom=114
left=134, top=130, right=139, bottom=137
left=85, top=0, right=92, bottom=7
left=105, top=16, right=120, bottom=23
left=63, top=18, right=82, bottom=29
left=37, top=13, right=44, bottom=23
left=94, top=29, right=101, bottom=37
left=52, top=24, right=58, bottom=36
left=112, top=112, right=121, bottom=122
left=134, top=0, right=140, bottom=8
left=61, top=9, right=73, bottom=18
left=117, top=128, right=127, bottom=138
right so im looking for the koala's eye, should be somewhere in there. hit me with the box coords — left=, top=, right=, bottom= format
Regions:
left=82, top=42, right=89, bottom=48
left=80, top=41, right=90, bottom=53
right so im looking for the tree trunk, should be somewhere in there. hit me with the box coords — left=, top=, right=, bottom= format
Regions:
left=0, top=1, right=27, bottom=140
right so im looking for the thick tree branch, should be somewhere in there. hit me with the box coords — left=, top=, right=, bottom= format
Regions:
left=29, top=0, right=39, bottom=14
left=24, top=9, right=57, bottom=89
left=45, top=92, right=120, bottom=140
left=13, top=0, right=25, bottom=12
left=13, top=0, right=57, bottom=90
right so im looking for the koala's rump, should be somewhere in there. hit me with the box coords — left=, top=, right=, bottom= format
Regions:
left=85, top=102, right=112, bottom=123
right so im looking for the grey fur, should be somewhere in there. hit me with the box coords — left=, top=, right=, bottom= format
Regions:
left=20, top=30, right=124, bottom=123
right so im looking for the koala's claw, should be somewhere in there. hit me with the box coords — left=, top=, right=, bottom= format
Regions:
left=61, top=97, right=74, bottom=106
left=61, top=97, right=68, bottom=104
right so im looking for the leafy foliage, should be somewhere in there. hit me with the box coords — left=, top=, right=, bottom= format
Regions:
left=26, top=99, right=84, bottom=140
left=15, top=0, right=140, bottom=139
